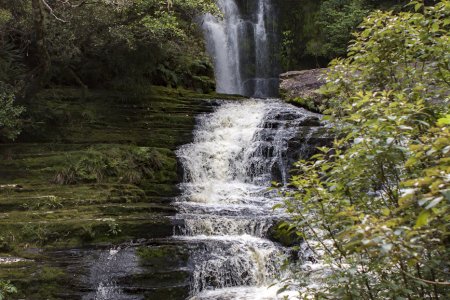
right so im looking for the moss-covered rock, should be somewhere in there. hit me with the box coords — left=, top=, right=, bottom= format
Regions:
left=0, top=86, right=230, bottom=299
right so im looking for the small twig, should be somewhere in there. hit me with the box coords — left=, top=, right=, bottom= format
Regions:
left=399, top=268, right=450, bottom=286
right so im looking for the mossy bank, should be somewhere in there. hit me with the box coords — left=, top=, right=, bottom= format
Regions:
left=0, top=86, right=239, bottom=299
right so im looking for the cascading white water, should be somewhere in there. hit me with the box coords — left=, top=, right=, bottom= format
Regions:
left=253, top=0, right=272, bottom=98
left=202, top=0, right=278, bottom=97
left=175, top=99, right=320, bottom=299
left=203, top=0, right=243, bottom=94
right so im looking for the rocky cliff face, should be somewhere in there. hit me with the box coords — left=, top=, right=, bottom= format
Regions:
left=279, top=68, right=334, bottom=174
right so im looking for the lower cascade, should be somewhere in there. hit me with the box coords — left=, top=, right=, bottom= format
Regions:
left=174, top=99, right=321, bottom=299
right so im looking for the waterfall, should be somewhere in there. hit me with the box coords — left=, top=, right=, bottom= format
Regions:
left=175, top=99, right=321, bottom=299
left=202, top=0, right=279, bottom=97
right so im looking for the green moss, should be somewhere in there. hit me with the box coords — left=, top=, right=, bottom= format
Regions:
left=39, top=266, right=66, bottom=281
left=16, top=88, right=211, bottom=147
left=287, top=96, right=323, bottom=113
left=0, top=262, right=70, bottom=300
left=49, top=146, right=174, bottom=185
left=0, top=86, right=223, bottom=296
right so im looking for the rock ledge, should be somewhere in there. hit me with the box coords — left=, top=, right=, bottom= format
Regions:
left=280, top=68, right=326, bottom=100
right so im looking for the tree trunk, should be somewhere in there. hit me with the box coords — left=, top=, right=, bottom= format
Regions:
left=20, top=0, right=51, bottom=103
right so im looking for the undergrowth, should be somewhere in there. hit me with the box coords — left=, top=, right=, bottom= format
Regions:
left=53, top=146, right=164, bottom=185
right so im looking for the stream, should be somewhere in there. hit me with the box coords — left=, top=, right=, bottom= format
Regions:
left=173, top=0, right=319, bottom=298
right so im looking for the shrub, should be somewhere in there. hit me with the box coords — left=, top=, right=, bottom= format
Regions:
left=53, top=147, right=164, bottom=185
left=283, top=1, right=450, bottom=298
left=0, top=280, right=17, bottom=300
left=0, top=83, right=24, bottom=140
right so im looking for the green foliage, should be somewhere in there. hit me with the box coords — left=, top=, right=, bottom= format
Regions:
left=0, top=9, right=12, bottom=27
left=0, top=83, right=24, bottom=140
left=0, top=0, right=218, bottom=142
left=106, top=219, right=121, bottom=236
left=279, top=0, right=406, bottom=70
left=289, top=96, right=322, bottom=113
left=0, top=280, right=17, bottom=300
left=306, top=0, right=369, bottom=59
left=53, top=147, right=164, bottom=185
left=22, top=195, right=63, bottom=210
left=278, top=0, right=322, bottom=69
left=284, top=1, right=450, bottom=298
left=0, top=42, right=25, bottom=87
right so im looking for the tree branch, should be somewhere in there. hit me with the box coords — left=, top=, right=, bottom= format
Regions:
left=41, top=0, right=67, bottom=22
left=400, top=268, right=450, bottom=286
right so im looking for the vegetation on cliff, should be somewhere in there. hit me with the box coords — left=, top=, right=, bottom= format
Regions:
left=283, top=0, right=449, bottom=298
left=0, top=0, right=218, bottom=141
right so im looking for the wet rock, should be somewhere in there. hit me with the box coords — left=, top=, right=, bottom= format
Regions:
left=0, top=184, right=23, bottom=190
left=36, top=241, right=192, bottom=300
left=0, top=257, right=32, bottom=264
left=268, top=124, right=333, bottom=183
left=285, top=126, right=334, bottom=167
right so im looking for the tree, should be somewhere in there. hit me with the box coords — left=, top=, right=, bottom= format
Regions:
left=279, top=0, right=408, bottom=70
left=0, top=0, right=218, bottom=95
left=306, top=0, right=369, bottom=59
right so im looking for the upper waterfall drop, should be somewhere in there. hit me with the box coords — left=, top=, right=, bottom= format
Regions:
left=202, top=0, right=279, bottom=98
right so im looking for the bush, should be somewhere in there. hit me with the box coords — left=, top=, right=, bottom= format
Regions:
left=283, top=1, right=450, bottom=298
left=0, top=280, right=17, bottom=300
left=0, top=83, right=24, bottom=141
